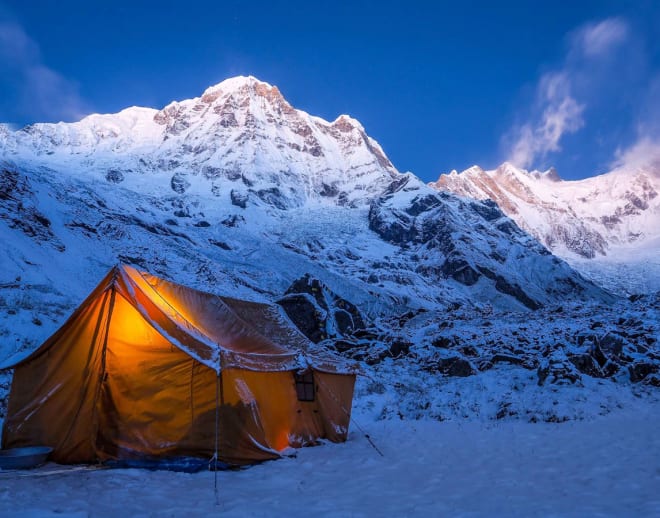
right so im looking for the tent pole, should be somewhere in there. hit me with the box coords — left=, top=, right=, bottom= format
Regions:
left=213, top=370, right=220, bottom=506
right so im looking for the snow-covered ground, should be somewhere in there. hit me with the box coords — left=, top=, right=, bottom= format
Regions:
left=1, top=406, right=659, bottom=517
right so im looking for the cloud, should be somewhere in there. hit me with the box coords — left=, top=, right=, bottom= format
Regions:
left=0, top=19, right=88, bottom=123
left=611, top=138, right=660, bottom=174
left=609, top=68, right=660, bottom=173
left=574, top=18, right=628, bottom=58
left=503, top=17, right=630, bottom=170
left=508, top=73, right=585, bottom=169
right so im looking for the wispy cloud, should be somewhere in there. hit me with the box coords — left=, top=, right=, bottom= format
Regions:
left=611, top=137, right=660, bottom=172
left=609, top=68, right=660, bottom=172
left=503, top=17, right=630, bottom=170
left=574, top=18, right=628, bottom=58
left=508, top=72, right=585, bottom=169
left=0, top=19, right=88, bottom=123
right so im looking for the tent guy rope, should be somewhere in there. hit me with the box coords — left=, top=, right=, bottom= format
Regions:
left=316, top=376, right=384, bottom=457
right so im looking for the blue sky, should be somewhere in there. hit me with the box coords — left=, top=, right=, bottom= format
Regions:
left=0, top=1, right=659, bottom=181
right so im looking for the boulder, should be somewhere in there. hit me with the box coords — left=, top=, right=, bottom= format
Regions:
left=629, top=361, right=660, bottom=383
left=537, top=346, right=582, bottom=386
left=278, top=274, right=367, bottom=343
left=277, top=294, right=326, bottom=343
left=425, top=354, right=476, bottom=377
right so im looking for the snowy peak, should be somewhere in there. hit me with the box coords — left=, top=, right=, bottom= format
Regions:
left=2, top=76, right=398, bottom=208
left=531, top=167, right=561, bottom=182
left=432, top=162, right=660, bottom=259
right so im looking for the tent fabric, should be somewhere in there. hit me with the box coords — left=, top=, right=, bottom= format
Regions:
left=1, top=265, right=357, bottom=465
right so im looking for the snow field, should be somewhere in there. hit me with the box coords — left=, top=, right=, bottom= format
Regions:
left=1, top=408, right=658, bottom=517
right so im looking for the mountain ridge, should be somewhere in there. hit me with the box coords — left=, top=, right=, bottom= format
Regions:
left=432, top=161, right=660, bottom=260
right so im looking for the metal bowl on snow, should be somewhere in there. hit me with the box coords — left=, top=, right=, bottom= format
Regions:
left=0, top=446, right=53, bottom=470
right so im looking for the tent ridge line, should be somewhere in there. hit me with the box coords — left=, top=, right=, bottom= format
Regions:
left=118, top=266, right=222, bottom=371
left=131, top=267, right=218, bottom=346
left=130, top=265, right=299, bottom=362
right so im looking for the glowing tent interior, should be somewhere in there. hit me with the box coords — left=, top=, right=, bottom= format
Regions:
left=1, top=265, right=358, bottom=466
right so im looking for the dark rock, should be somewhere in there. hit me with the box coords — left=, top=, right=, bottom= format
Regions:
left=496, top=402, right=516, bottom=420
left=352, top=328, right=380, bottom=341
left=208, top=239, right=231, bottom=250
left=383, top=175, right=411, bottom=195
left=397, top=311, right=418, bottom=327
left=602, top=361, right=620, bottom=377
left=285, top=274, right=328, bottom=310
left=334, top=309, right=357, bottom=335
left=202, top=166, right=223, bottom=179
left=600, top=333, right=625, bottom=356
left=105, top=169, right=124, bottom=183
left=255, top=187, right=288, bottom=210
left=170, top=172, right=190, bottom=194
left=459, top=345, right=479, bottom=357
left=221, top=215, right=244, bottom=227
left=590, top=343, right=609, bottom=367
left=642, top=374, right=660, bottom=387
left=277, top=295, right=326, bottom=343
left=230, top=190, right=248, bottom=208
left=65, top=221, right=98, bottom=235
left=425, top=354, right=476, bottom=377
left=438, top=356, right=475, bottom=377
left=405, top=194, right=442, bottom=216
left=629, top=361, right=660, bottom=383
left=494, top=276, right=541, bottom=310
left=495, top=219, right=520, bottom=235
left=368, top=207, right=415, bottom=245
left=388, top=340, right=411, bottom=358
left=491, top=353, right=525, bottom=365
left=576, top=333, right=598, bottom=347
left=0, top=169, right=66, bottom=251
left=441, top=257, right=480, bottom=286
left=567, top=353, right=603, bottom=378
left=537, top=347, right=582, bottom=386
left=333, top=339, right=358, bottom=353
left=470, top=199, right=502, bottom=222
left=319, top=183, right=339, bottom=197
left=432, top=336, right=456, bottom=348
left=280, top=275, right=366, bottom=342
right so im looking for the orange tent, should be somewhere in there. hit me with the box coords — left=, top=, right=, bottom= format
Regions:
left=1, top=265, right=357, bottom=465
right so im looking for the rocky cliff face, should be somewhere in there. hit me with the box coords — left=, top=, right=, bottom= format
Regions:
left=432, top=162, right=660, bottom=260
left=368, top=174, right=604, bottom=310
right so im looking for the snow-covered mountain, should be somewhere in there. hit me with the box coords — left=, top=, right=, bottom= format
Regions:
left=1, top=76, right=658, bottom=430
left=432, top=162, right=660, bottom=260
left=0, top=76, right=397, bottom=209
left=0, top=76, right=610, bottom=360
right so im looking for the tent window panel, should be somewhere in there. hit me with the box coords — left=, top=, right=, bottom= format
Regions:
left=294, top=371, right=315, bottom=402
